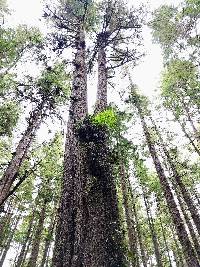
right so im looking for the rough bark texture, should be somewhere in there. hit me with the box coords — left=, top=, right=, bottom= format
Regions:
left=95, top=46, right=107, bottom=113
left=81, top=45, right=125, bottom=266
left=52, top=26, right=88, bottom=267
left=27, top=200, right=47, bottom=267
left=0, top=106, right=43, bottom=206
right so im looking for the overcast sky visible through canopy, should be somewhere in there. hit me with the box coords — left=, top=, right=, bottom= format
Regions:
left=6, top=0, right=181, bottom=100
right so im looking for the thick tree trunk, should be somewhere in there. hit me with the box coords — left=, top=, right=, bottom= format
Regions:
left=27, top=200, right=47, bottom=267
left=81, top=44, right=125, bottom=266
left=119, top=162, right=139, bottom=267
left=130, top=88, right=199, bottom=266
left=0, top=105, right=44, bottom=206
left=95, top=46, right=107, bottom=113
left=52, top=26, right=88, bottom=267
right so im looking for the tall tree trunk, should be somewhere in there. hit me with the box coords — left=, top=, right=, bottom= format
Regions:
left=131, top=198, right=148, bottom=267
left=82, top=44, right=125, bottom=266
left=15, top=209, right=35, bottom=267
left=142, top=187, right=163, bottom=267
left=40, top=215, right=56, bottom=267
left=177, top=193, right=200, bottom=261
left=52, top=25, right=88, bottom=267
left=151, top=117, right=200, bottom=236
left=0, top=104, right=44, bottom=206
left=0, top=214, right=20, bottom=267
left=130, top=87, right=199, bottom=266
left=119, top=162, right=139, bottom=267
left=156, top=197, right=173, bottom=267
left=27, top=200, right=47, bottom=267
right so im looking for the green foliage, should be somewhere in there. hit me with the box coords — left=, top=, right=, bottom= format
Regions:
left=0, top=101, right=20, bottom=136
left=37, top=62, right=71, bottom=105
left=150, top=5, right=179, bottom=47
left=0, top=25, right=43, bottom=69
left=161, top=59, right=200, bottom=115
left=0, top=73, right=17, bottom=99
left=92, top=108, right=118, bottom=129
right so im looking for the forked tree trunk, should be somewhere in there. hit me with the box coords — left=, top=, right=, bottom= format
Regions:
left=0, top=105, right=44, bottom=206
left=52, top=25, right=88, bottom=267
left=130, top=87, right=200, bottom=266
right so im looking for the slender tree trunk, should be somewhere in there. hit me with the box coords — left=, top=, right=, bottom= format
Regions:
left=130, top=87, right=200, bottom=266
left=177, top=193, right=200, bottom=261
left=156, top=198, right=173, bottom=267
left=131, top=200, right=148, bottom=267
left=15, top=209, right=35, bottom=267
left=119, top=162, right=139, bottom=267
left=40, top=215, right=56, bottom=267
left=178, top=119, right=200, bottom=156
left=142, top=188, right=163, bottom=267
left=171, top=228, right=185, bottom=267
left=0, top=105, right=44, bottom=206
left=0, top=214, right=20, bottom=267
left=151, top=117, right=200, bottom=236
left=27, top=200, right=47, bottom=267
left=52, top=25, right=88, bottom=267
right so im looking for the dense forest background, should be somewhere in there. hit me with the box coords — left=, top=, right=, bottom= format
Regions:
left=0, top=0, right=200, bottom=266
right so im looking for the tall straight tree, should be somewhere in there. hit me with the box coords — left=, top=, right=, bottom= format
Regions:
left=47, top=1, right=90, bottom=265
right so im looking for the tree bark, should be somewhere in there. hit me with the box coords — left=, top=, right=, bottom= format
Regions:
left=0, top=105, right=44, bottom=206
left=52, top=25, right=88, bottom=267
left=82, top=44, right=125, bottom=266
